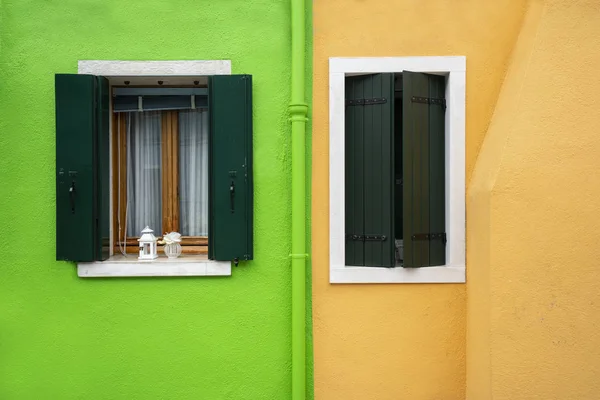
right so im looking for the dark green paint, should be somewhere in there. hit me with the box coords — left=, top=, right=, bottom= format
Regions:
left=394, top=75, right=403, bottom=240
left=55, top=74, right=109, bottom=262
left=345, top=74, right=395, bottom=267
left=428, top=75, right=446, bottom=266
left=402, top=71, right=446, bottom=268
left=208, top=75, right=253, bottom=262
left=345, top=77, right=364, bottom=265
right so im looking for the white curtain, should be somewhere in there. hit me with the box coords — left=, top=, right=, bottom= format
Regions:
left=179, top=109, right=209, bottom=236
left=126, top=111, right=162, bottom=236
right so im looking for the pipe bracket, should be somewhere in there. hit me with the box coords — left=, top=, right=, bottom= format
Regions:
left=289, top=253, right=309, bottom=259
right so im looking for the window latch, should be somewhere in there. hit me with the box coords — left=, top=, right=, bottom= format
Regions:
left=230, top=181, right=235, bottom=213
left=69, top=181, right=76, bottom=214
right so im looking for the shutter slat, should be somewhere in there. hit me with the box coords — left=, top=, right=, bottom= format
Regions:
left=345, top=79, right=358, bottom=265
left=381, top=75, right=395, bottom=266
left=208, top=75, right=253, bottom=262
left=363, top=74, right=376, bottom=266
left=394, top=76, right=403, bottom=242
left=414, top=73, right=431, bottom=267
left=428, top=76, right=446, bottom=266
left=402, top=73, right=416, bottom=267
left=353, top=77, right=365, bottom=265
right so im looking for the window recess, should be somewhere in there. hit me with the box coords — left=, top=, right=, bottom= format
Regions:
left=112, top=107, right=210, bottom=255
left=345, top=72, right=446, bottom=268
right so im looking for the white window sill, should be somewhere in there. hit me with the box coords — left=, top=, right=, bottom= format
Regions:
left=330, top=265, right=465, bottom=284
left=77, top=255, right=231, bottom=278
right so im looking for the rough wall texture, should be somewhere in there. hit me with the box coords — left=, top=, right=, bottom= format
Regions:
left=467, top=0, right=600, bottom=398
left=0, top=1, right=312, bottom=399
left=312, top=1, right=528, bottom=399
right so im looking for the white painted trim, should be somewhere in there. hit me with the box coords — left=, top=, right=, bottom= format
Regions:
left=330, top=56, right=465, bottom=74
left=78, top=256, right=231, bottom=278
left=330, top=266, right=465, bottom=284
left=329, top=56, right=466, bottom=284
left=77, top=60, right=232, bottom=276
left=78, top=60, right=231, bottom=76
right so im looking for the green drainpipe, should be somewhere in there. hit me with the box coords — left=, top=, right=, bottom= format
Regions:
left=290, top=0, right=308, bottom=397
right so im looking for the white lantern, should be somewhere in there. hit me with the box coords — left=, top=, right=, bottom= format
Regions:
left=138, top=226, right=158, bottom=260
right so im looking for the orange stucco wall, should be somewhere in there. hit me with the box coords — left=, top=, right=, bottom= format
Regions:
left=467, top=1, right=600, bottom=398
left=312, top=1, right=528, bottom=398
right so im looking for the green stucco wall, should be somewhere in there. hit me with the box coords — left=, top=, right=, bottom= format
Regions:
left=0, top=1, right=312, bottom=399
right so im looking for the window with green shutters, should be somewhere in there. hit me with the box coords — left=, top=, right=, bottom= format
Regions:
left=344, top=71, right=446, bottom=268
left=55, top=74, right=253, bottom=264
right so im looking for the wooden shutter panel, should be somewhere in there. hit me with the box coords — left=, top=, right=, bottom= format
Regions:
left=208, top=75, right=253, bottom=262
left=345, top=73, right=395, bottom=267
left=402, top=71, right=446, bottom=267
left=55, top=74, right=110, bottom=262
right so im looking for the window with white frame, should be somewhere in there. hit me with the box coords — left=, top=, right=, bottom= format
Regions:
left=329, top=57, right=466, bottom=284
left=55, top=61, right=253, bottom=271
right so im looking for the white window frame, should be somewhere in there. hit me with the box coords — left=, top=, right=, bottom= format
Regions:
left=329, top=56, right=466, bottom=284
left=76, top=60, right=232, bottom=278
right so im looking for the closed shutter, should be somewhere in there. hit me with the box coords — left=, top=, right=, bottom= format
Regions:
left=55, top=74, right=110, bottom=262
left=208, top=75, right=253, bottom=262
left=402, top=71, right=446, bottom=267
left=345, top=74, right=395, bottom=267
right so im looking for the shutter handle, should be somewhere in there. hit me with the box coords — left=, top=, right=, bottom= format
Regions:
left=230, top=181, right=235, bottom=213
left=69, top=181, right=76, bottom=214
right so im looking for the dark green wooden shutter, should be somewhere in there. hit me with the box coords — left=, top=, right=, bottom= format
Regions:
left=345, top=74, right=395, bottom=267
left=208, top=75, right=253, bottom=262
left=55, top=74, right=110, bottom=262
left=402, top=71, right=446, bottom=267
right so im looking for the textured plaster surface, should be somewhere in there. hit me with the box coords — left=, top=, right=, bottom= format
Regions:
left=312, top=0, right=528, bottom=398
left=468, top=0, right=600, bottom=398
left=78, top=60, right=232, bottom=76
left=0, top=1, right=313, bottom=399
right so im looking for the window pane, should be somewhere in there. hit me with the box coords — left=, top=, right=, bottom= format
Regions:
left=179, top=109, right=209, bottom=236
left=126, top=111, right=162, bottom=236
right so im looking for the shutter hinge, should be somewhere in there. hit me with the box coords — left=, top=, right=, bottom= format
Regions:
left=411, top=96, right=446, bottom=109
left=346, top=234, right=387, bottom=242
left=346, top=98, right=387, bottom=106
left=233, top=255, right=252, bottom=266
left=411, top=233, right=447, bottom=245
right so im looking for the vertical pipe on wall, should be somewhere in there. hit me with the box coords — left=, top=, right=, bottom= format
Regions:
left=290, top=0, right=308, bottom=396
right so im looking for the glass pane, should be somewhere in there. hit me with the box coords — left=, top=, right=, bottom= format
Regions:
left=126, top=111, right=162, bottom=237
left=179, top=109, right=209, bottom=236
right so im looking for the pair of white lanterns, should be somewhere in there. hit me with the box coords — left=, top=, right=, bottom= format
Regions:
left=138, top=226, right=182, bottom=260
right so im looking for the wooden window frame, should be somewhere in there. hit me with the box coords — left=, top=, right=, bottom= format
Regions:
left=111, top=102, right=208, bottom=255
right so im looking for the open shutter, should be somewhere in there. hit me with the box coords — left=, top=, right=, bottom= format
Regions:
left=345, top=74, right=395, bottom=267
left=55, top=74, right=110, bottom=262
left=402, top=71, right=446, bottom=267
left=208, top=75, right=253, bottom=262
